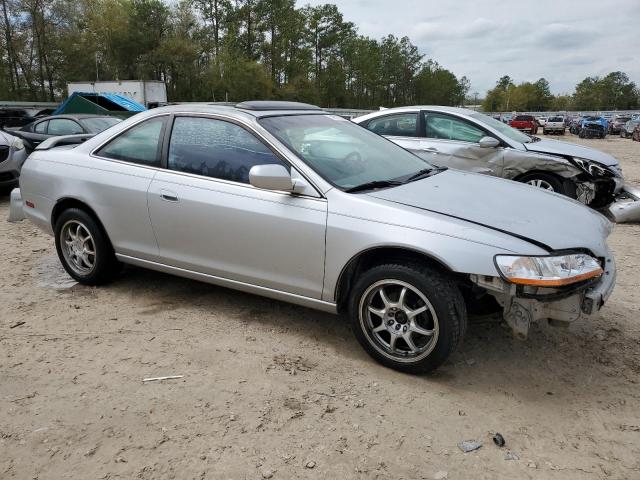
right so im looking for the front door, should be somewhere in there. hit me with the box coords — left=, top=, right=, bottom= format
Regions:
left=147, top=115, right=327, bottom=299
left=418, top=111, right=504, bottom=176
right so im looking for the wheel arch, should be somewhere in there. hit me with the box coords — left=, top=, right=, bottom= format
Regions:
left=334, top=246, right=458, bottom=313
left=51, top=197, right=111, bottom=244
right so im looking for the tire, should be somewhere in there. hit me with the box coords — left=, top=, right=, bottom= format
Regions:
left=348, top=262, right=467, bottom=374
left=518, top=172, right=567, bottom=195
left=579, top=129, right=586, bottom=138
left=54, top=208, right=121, bottom=285
left=543, top=129, right=547, bottom=135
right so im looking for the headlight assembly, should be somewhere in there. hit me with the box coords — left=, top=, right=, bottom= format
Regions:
left=572, top=157, right=618, bottom=178
left=495, top=253, right=603, bottom=287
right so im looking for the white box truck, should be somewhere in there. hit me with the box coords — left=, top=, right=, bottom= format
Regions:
left=66, top=80, right=167, bottom=108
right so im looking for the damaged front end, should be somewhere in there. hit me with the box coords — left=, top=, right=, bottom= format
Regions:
left=469, top=253, right=616, bottom=340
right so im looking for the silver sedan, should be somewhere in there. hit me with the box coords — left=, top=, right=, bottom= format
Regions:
left=353, top=106, right=629, bottom=209
left=11, top=101, right=616, bottom=373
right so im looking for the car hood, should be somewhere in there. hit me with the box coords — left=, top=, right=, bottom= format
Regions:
left=368, top=169, right=611, bottom=255
left=524, top=138, right=618, bottom=166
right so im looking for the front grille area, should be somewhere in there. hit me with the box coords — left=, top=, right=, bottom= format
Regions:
left=0, top=145, right=8, bottom=163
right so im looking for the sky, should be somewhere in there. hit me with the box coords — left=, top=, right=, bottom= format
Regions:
left=301, top=0, right=640, bottom=96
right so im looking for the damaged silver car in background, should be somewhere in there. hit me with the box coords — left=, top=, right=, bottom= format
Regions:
left=354, top=106, right=639, bottom=221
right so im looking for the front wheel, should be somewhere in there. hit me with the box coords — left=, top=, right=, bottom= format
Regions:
left=54, top=208, right=121, bottom=285
left=518, top=172, right=569, bottom=195
left=348, top=263, right=466, bottom=374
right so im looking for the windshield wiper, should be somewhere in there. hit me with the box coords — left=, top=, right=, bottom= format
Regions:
left=345, top=180, right=403, bottom=193
left=404, top=167, right=446, bottom=183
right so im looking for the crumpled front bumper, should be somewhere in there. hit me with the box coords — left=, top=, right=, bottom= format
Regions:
left=608, top=185, right=640, bottom=223
left=471, top=255, right=617, bottom=339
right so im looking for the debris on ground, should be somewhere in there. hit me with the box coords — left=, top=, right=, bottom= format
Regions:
left=9, top=321, right=26, bottom=329
left=142, top=375, right=184, bottom=382
left=305, top=461, right=316, bottom=469
left=493, top=433, right=506, bottom=447
left=458, top=440, right=482, bottom=453
left=504, top=451, right=520, bottom=461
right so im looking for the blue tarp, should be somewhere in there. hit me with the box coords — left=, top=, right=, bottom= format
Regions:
left=52, top=92, right=146, bottom=115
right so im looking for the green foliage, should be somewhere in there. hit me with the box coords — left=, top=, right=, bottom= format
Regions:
left=0, top=0, right=470, bottom=108
left=483, top=72, right=639, bottom=112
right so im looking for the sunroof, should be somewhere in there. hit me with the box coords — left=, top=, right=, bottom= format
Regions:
left=235, top=101, right=322, bottom=111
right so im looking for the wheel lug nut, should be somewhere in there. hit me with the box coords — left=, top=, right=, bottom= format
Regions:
left=387, top=320, right=394, bottom=326
left=395, top=324, right=400, bottom=330
left=403, top=326, right=407, bottom=332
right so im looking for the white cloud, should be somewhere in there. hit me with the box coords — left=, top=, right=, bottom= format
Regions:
left=300, top=0, right=640, bottom=95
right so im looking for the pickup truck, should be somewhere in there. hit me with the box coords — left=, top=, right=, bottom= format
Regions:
left=508, top=115, right=537, bottom=134
left=543, top=116, right=565, bottom=135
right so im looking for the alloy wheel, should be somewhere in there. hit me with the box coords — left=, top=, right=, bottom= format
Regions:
left=526, top=179, right=555, bottom=191
left=60, top=220, right=97, bottom=276
left=359, top=280, right=439, bottom=362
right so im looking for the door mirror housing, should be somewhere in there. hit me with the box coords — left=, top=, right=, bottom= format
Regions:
left=249, top=164, right=294, bottom=192
left=479, top=136, right=500, bottom=148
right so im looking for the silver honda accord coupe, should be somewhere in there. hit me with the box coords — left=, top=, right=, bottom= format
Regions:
left=10, top=101, right=616, bottom=373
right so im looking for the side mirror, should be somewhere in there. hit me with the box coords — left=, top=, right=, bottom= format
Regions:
left=479, top=136, right=500, bottom=148
left=249, top=164, right=294, bottom=192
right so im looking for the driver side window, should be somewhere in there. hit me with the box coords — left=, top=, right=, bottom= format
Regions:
left=366, top=113, right=419, bottom=137
left=424, top=113, right=485, bottom=143
left=168, top=116, right=286, bottom=184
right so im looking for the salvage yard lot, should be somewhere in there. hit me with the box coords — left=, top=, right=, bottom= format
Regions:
left=1, top=135, right=640, bottom=479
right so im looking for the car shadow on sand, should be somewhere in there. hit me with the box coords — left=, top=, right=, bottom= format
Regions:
left=93, top=264, right=638, bottom=405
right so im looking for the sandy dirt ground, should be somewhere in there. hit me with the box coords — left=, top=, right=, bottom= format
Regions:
left=1, top=134, right=640, bottom=480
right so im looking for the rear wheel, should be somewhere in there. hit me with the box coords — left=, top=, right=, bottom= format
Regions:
left=54, top=208, right=121, bottom=285
left=348, top=263, right=466, bottom=374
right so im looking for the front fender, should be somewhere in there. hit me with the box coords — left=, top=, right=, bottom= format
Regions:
left=502, top=149, right=582, bottom=180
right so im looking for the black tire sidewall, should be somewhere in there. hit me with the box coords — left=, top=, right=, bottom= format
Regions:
left=54, top=208, right=118, bottom=285
left=348, top=263, right=466, bottom=374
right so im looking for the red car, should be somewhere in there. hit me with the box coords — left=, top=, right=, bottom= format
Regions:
left=509, top=115, right=537, bottom=134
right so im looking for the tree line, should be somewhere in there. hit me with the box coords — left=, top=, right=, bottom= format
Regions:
left=0, top=0, right=470, bottom=108
left=482, top=72, right=640, bottom=112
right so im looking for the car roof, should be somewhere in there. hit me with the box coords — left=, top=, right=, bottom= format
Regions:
left=353, top=105, right=484, bottom=122
left=142, top=101, right=327, bottom=120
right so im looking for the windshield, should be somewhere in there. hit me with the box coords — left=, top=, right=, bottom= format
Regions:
left=584, top=116, right=600, bottom=121
left=82, top=116, right=121, bottom=133
left=259, top=114, right=434, bottom=190
left=548, top=116, right=563, bottom=122
left=470, top=113, right=532, bottom=143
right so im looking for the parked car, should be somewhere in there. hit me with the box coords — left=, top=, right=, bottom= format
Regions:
left=0, top=129, right=28, bottom=191
left=609, top=116, right=631, bottom=135
left=579, top=116, right=608, bottom=139
left=508, top=115, right=537, bottom=134
left=500, top=113, right=513, bottom=124
left=9, top=101, right=617, bottom=373
left=620, top=119, right=640, bottom=138
left=536, top=116, right=547, bottom=128
left=12, top=114, right=122, bottom=152
left=569, top=116, right=584, bottom=134
left=0, top=107, right=52, bottom=129
left=354, top=106, right=630, bottom=208
left=543, top=116, right=565, bottom=135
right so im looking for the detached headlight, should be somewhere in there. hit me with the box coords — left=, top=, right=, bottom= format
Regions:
left=495, top=254, right=603, bottom=287
left=572, top=157, right=618, bottom=178
left=11, top=137, right=25, bottom=150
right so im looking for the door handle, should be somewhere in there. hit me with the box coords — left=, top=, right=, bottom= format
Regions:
left=160, top=189, right=179, bottom=202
